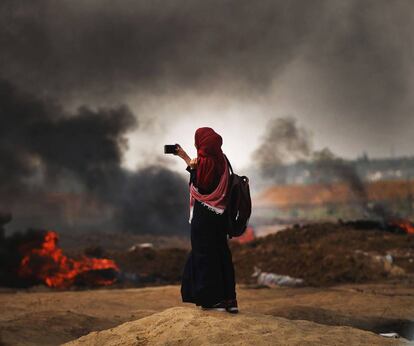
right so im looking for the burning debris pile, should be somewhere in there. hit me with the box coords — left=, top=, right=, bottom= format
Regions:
left=18, top=231, right=119, bottom=288
left=2, top=214, right=413, bottom=289
left=389, top=219, right=414, bottom=235
left=0, top=218, right=119, bottom=288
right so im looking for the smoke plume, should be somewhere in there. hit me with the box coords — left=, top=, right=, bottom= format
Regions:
left=0, top=79, right=188, bottom=234
left=253, top=117, right=366, bottom=198
left=253, top=117, right=401, bottom=220
left=253, top=117, right=312, bottom=181
left=0, top=0, right=413, bottom=230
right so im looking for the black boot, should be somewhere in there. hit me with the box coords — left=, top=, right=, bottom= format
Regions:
left=225, top=299, right=238, bottom=314
left=201, top=301, right=226, bottom=311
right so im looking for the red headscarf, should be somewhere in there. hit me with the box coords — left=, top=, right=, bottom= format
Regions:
left=194, top=127, right=226, bottom=192
left=189, top=127, right=229, bottom=222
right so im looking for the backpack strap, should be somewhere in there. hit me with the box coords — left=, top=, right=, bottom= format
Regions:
left=224, top=154, right=234, bottom=175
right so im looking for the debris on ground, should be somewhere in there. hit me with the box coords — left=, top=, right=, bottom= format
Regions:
left=252, top=266, right=304, bottom=287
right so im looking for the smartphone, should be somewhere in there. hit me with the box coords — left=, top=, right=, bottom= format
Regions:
left=164, top=144, right=178, bottom=154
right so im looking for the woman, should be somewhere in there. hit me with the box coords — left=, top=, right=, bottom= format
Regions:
left=175, top=127, right=238, bottom=313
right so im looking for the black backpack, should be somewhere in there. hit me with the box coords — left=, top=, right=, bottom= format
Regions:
left=224, top=156, right=252, bottom=238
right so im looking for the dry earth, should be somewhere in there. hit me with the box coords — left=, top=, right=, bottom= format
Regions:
left=0, top=283, right=413, bottom=345
left=64, top=306, right=404, bottom=346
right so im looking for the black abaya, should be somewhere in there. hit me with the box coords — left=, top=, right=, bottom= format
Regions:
left=180, top=167, right=236, bottom=307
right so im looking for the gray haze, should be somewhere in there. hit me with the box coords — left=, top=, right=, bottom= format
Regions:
left=253, top=117, right=388, bottom=219
left=0, top=0, right=414, bottom=233
left=253, top=117, right=312, bottom=174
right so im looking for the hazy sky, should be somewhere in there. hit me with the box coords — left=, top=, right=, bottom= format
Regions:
left=1, top=0, right=413, bottom=172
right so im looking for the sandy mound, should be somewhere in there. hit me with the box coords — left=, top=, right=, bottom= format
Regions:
left=0, top=311, right=114, bottom=346
left=64, top=307, right=403, bottom=346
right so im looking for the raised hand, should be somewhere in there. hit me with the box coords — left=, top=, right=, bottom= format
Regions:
left=175, top=145, right=192, bottom=167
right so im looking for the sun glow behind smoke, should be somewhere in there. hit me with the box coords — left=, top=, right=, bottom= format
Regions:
left=123, top=94, right=269, bottom=172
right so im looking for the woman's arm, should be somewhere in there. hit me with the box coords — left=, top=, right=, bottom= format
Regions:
left=175, top=145, right=197, bottom=169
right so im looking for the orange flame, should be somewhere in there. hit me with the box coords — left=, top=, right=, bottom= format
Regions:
left=18, top=231, right=119, bottom=288
left=230, top=227, right=255, bottom=244
left=392, top=220, right=414, bottom=235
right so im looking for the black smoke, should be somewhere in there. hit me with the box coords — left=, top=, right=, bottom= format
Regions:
left=117, top=167, right=189, bottom=234
left=0, top=78, right=134, bottom=190
left=253, top=118, right=365, bottom=198
left=253, top=117, right=312, bottom=183
left=0, top=0, right=321, bottom=99
left=0, top=79, right=188, bottom=234
left=1, top=0, right=413, bottom=231
left=0, top=0, right=412, bottom=128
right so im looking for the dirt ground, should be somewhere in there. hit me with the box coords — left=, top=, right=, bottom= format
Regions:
left=0, top=282, right=413, bottom=345
left=231, top=223, right=414, bottom=286
left=108, top=223, right=414, bottom=287
left=4, top=222, right=413, bottom=289
left=1, top=223, right=413, bottom=345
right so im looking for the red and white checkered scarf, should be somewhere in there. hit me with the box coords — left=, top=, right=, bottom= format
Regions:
left=189, top=156, right=230, bottom=223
